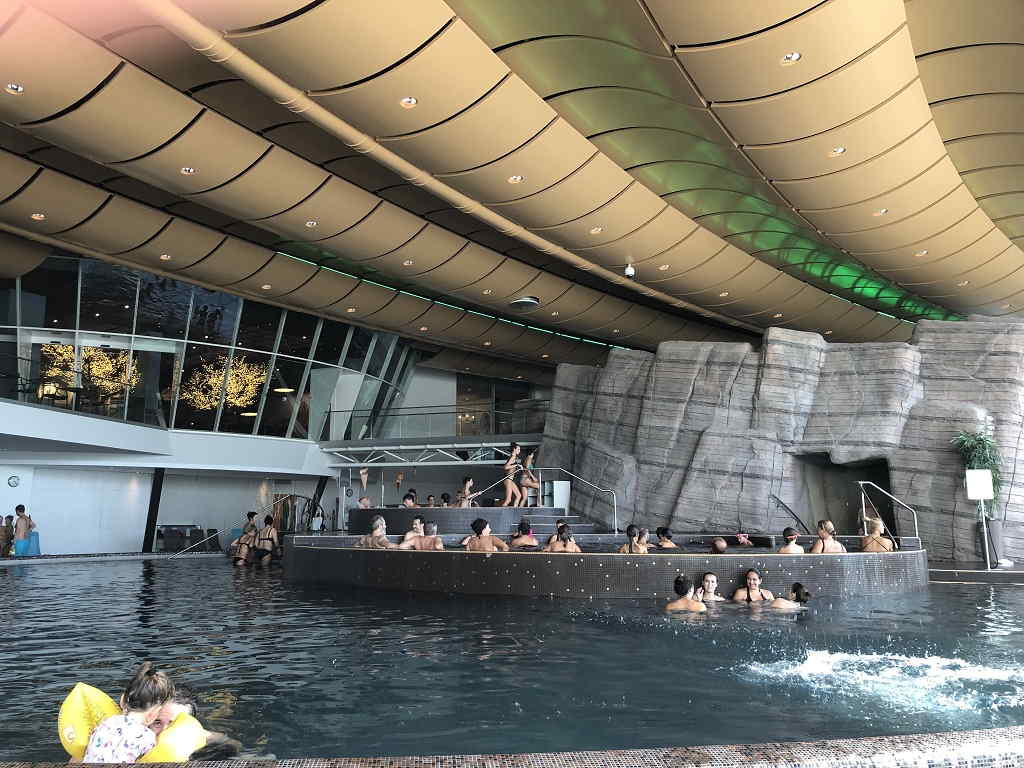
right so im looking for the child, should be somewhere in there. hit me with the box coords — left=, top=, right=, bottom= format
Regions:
left=83, top=662, right=175, bottom=763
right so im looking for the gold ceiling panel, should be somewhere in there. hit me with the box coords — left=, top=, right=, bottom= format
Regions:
left=534, top=185, right=666, bottom=251
left=0, top=123, right=47, bottom=154
left=24, top=65, right=201, bottom=164
left=191, top=80, right=297, bottom=133
left=225, top=221, right=280, bottom=248
left=586, top=304, right=657, bottom=340
left=0, top=168, right=108, bottom=234
left=744, top=286, right=830, bottom=325
left=0, top=150, right=39, bottom=199
left=930, top=94, right=1024, bottom=141
left=413, top=242, right=504, bottom=293
left=645, top=0, right=819, bottom=46
left=231, top=253, right=319, bottom=299
left=454, top=259, right=540, bottom=303
left=365, top=292, right=433, bottom=327
left=963, top=167, right=1024, bottom=199
left=424, top=208, right=483, bottom=236
left=475, top=320, right=527, bottom=349
left=559, top=344, right=611, bottom=366
left=857, top=315, right=912, bottom=342
left=675, top=0, right=902, bottom=103
left=60, top=196, right=170, bottom=255
left=687, top=264, right=803, bottom=314
left=916, top=46, right=1024, bottom=104
left=379, top=75, right=556, bottom=174
left=570, top=295, right=632, bottom=332
left=179, top=237, right=273, bottom=287
left=31, top=147, right=117, bottom=185
left=437, top=118, right=594, bottom=203
left=744, top=81, right=933, bottom=181
left=256, top=176, right=379, bottom=242
left=890, top=228, right=1014, bottom=283
left=173, top=0, right=314, bottom=32
left=227, top=0, right=453, bottom=91
left=488, top=154, right=629, bottom=229
left=105, top=26, right=227, bottom=92
left=166, top=201, right=232, bottom=230
left=548, top=89, right=724, bottom=143
left=869, top=208, right=995, bottom=273
left=368, top=224, right=466, bottom=276
left=116, top=110, right=271, bottom=195
left=506, top=272, right=573, bottom=314
left=312, top=20, right=507, bottom=139
left=573, top=207, right=697, bottom=269
left=650, top=245, right=753, bottom=294
left=189, top=147, right=329, bottom=221
left=397, top=302, right=465, bottom=337
left=634, top=228, right=726, bottom=280
left=526, top=284, right=602, bottom=325
left=531, top=334, right=584, bottom=362
left=262, top=124, right=354, bottom=166
left=795, top=299, right=873, bottom=341
left=628, top=315, right=690, bottom=347
left=916, top=247, right=1021, bottom=301
left=0, top=6, right=119, bottom=124
left=316, top=202, right=423, bottom=262
left=325, top=156, right=405, bottom=192
left=434, top=312, right=497, bottom=344
left=120, top=218, right=224, bottom=271
left=377, top=185, right=442, bottom=215
left=103, top=176, right=180, bottom=208
left=976, top=194, right=1024, bottom=222
left=325, top=281, right=396, bottom=320
left=905, top=0, right=1024, bottom=54
left=286, top=270, right=359, bottom=311
left=712, top=28, right=918, bottom=145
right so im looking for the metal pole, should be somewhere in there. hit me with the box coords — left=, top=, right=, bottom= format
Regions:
left=980, top=499, right=992, bottom=570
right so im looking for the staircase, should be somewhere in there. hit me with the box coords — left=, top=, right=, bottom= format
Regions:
left=523, top=511, right=600, bottom=535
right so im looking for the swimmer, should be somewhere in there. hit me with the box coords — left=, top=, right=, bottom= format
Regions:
left=232, top=528, right=256, bottom=567
left=545, top=519, right=568, bottom=546
left=440, top=493, right=451, bottom=508
left=254, top=515, right=278, bottom=565
left=425, top=495, right=436, bottom=508
left=636, top=528, right=651, bottom=551
left=358, top=467, right=369, bottom=491
left=710, top=537, right=728, bottom=554
left=777, top=527, right=804, bottom=554
left=356, top=514, right=397, bottom=549
left=150, top=686, right=241, bottom=760
left=693, top=571, right=726, bottom=602
left=543, top=524, right=581, bottom=553
left=518, top=450, right=540, bottom=506
left=861, top=517, right=894, bottom=552
left=402, top=515, right=425, bottom=542
left=400, top=493, right=417, bottom=509
left=735, top=531, right=754, bottom=547
left=242, top=511, right=258, bottom=535
left=665, top=574, right=707, bottom=613
left=465, top=518, right=509, bottom=552
left=83, top=662, right=175, bottom=763
left=770, top=583, right=811, bottom=611
left=510, top=520, right=539, bottom=548
left=459, top=476, right=484, bottom=508
left=810, top=519, right=847, bottom=553
left=398, top=521, right=444, bottom=551
left=732, top=568, right=775, bottom=604
left=654, top=527, right=677, bottom=549
left=500, top=443, right=523, bottom=507
left=618, top=524, right=645, bottom=554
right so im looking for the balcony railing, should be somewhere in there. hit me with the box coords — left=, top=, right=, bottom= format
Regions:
left=319, top=402, right=549, bottom=442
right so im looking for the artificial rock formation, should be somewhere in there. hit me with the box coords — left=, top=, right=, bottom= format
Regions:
left=543, top=321, right=1024, bottom=562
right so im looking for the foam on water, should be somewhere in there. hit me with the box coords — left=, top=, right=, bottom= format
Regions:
left=744, top=650, right=1024, bottom=712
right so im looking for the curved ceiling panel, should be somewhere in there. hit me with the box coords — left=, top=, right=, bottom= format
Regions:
left=0, top=150, right=40, bottom=199
left=368, top=224, right=466, bottom=275
left=330, top=282, right=400, bottom=321
left=413, top=242, right=504, bottom=293
left=0, top=168, right=108, bottom=234
left=120, top=217, right=225, bottom=270
left=256, top=176, right=379, bottom=242
left=286, top=269, right=359, bottom=311
left=534, top=184, right=665, bottom=251
left=454, top=258, right=539, bottom=302
left=435, top=312, right=496, bottom=344
left=105, top=26, right=228, bottom=92
left=231, top=253, right=319, bottom=298
left=316, top=202, right=423, bottom=261
left=397, top=302, right=465, bottom=337
left=60, top=196, right=170, bottom=255
left=574, top=206, right=695, bottom=268
left=642, top=0, right=820, bottom=46
left=180, top=237, right=273, bottom=286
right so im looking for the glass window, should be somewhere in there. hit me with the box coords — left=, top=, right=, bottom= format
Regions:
left=258, top=358, right=306, bottom=437
left=128, top=340, right=183, bottom=427
left=0, top=333, right=18, bottom=401
left=366, top=333, right=395, bottom=378
left=187, top=288, right=240, bottom=346
left=235, top=300, right=282, bottom=352
left=77, top=345, right=133, bottom=420
left=0, top=278, right=16, bottom=326
left=174, top=344, right=228, bottom=430
left=136, top=273, right=191, bottom=339
left=27, top=332, right=76, bottom=411
left=307, top=364, right=345, bottom=441
left=79, top=261, right=138, bottom=333
left=277, top=311, right=318, bottom=359
left=218, top=351, right=271, bottom=434
left=20, top=257, right=78, bottom=329
left=343, top=327, right=373, bottom=372
left=313, top=320, right=350, bottom=365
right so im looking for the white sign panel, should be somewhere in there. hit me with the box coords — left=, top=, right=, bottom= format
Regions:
left=966, top=469, right=995, bottom=501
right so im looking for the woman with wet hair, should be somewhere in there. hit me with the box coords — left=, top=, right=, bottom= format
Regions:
left=636, top=528, right=651, bottom=551
left=694, top=571, right=726, bottom=602
left=810, top=519, right=847, bottom=554
left=510, top=519, right=538, bottom=548
left=861, top=517, right=894, bottom=552
left=544, top=524, right=581, bottom=553
left=777, top=527, right=804, bottom=554
left=770, top=583, right=811, bottom=610
left=500, top=443, right=523, bottom=507
left=732, top=568, right=775, bottom=603
left=254, top=514, right=279, bottom=565
left=618, top=524, right=644, bottom=554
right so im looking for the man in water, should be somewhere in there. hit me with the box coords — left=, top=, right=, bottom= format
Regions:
left=400, top=493, right=417, bottom=509
left=710, top=537, right=728, bottom=554
left=399, top=521, right=444, bottom=551
left=356, top=514, right=396, bottom=549
left=403, top=515, right=425, bottom=542
left=466, top=518, right=509, bottom=552
left=13, top=504, right=35, bottom=557
left=424, top=495, right=436, bottom=508
left=665, top=575, right=706, bottom=613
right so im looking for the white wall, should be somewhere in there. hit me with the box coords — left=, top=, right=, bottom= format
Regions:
left=0, top=464, right=34, bottom=521
left=384, top=367, right=456, bottom=437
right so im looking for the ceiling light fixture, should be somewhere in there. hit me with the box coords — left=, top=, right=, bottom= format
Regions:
left=240, top=412, right=258, bottom=417
left=956, top=280, right=970, bottom=287
left=873, top=207, right=889, bottom=216
left=483, top=341, right=492, bottom=346
left=509, top=296, right=540, bottom=309
left=304, top=220, right=318, bottom=228
left=273, top=387, right=295, bottom=393
left=516, top=375, right=523, bottom=379
left=507, top=174, right=524, bottom=184
left=5, top=83, right=24, bottom=95
left=658, top=264, right=670, bottom=271
left=418, top=326, right=429, bottom=332
left=913, top=249, right=929, bottom=258
left=589, top=226, right=604, bottom=235
left=541, top=353, right=549, bottom=359
left=159, top=253, right=171, bottom=261
left=773, top=313, right=784, bottom=319
left=781, top=51, right=802, bottom=64
left=550, top=311, right=559, bottom=317
left=718, top=291, right=730, bottom=298
left=345, top=307, right=357, bottom=313
left=1002, top=304, right=1013, bottom=310
left=402, top=259, right=415, bottom=266
left=829, top=146, right=846, bottom=157
left=611, top=328, right=620, bottom=334
left=30, top=212, right=45, bottom=221
left=482, top=289, right=493, bottom=295
left=824, top=330, right=834, bottom=335
left=260, top=284, right=272, bottom=290
left=399, top=96, right=418, bottom=109
left=180, top=166, right=197, bottom=175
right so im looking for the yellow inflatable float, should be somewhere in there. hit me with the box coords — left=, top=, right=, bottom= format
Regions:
left=58, top=682, right=206, bottom=762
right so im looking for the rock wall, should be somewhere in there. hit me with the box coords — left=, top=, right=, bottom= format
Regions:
left=543, top=321, right=1024, bottom=562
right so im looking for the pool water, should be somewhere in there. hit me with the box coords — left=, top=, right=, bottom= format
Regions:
left=2, top=559, right=1023, bottom=761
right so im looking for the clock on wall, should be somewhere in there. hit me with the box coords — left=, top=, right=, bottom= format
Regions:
left=7, top=475, right=19, bottom=488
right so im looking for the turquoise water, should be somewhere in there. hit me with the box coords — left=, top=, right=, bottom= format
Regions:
left=2, top=559, right=1023, bottom=760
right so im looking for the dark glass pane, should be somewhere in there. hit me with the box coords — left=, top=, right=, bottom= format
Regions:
left=307, top=365, right=345, bottom=440
left=136, top=273, right=191, bottom=339
left=79, top=260, right=137, bottom=333
left=313, top=320, right=349, bottom=365
left=343, top=327, right=373, bottom=372
left=0, top=278, right=16, bottom=325
left=218, top=351, right=271, bottom=434
left=187, top=288, right=240, bottom=346
left=77, top=345, right=132, bottom=420
left=0, top=336, right=18, bottom=400
left=277, top=311, right=317, bottom=358
left=128, top=344, right=183, bottom=427
left=20, top=257, right=78, bottom=329
left=235, top=300, right=282, bottom=352
left=366, top=333, right=395, bottom=378
left=174, top=344, right=227, bottom=430
left=258, top=358, right=306, bottom=437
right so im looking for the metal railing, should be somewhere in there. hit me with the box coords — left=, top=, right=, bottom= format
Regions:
left=767, top=493, right=812, bottom=534
left=319, top=402, right=548, bottom=441
left=534, top=466, right=618, bottom=533
left=858, top=481, right=919, bottom=540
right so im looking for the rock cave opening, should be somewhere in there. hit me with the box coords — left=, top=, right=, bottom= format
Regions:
left=791, top=453, right=896, bottom=537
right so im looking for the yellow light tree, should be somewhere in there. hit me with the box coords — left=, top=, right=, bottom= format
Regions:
left=179, top=353, right=267, bottom=411
left=40, top=344, right=140, bottom=396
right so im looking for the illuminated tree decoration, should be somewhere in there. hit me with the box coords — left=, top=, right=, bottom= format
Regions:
left=40, top=344, right=140, bottom=396
left=179, top=353, right=267, bottom=411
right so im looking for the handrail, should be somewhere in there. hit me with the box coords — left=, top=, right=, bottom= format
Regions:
left=857, top=481, right=919, bottom=539
left=535, top=467, right=618, bottom=533
left=767, top=494, right=812, bottom=535
left=167, top=524, right=234, bottom=559
left=858, top=487, right=900, bottom=551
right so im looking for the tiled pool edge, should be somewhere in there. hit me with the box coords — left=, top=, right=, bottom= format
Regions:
left=4, top=725, right=1024, bottom=767
left=0, top=552, right=223, bottom=566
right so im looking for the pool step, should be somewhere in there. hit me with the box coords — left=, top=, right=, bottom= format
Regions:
left=524, top=515, right=601, bottom=534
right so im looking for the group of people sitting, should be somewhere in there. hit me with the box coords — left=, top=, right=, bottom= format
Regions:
left=229, top=512, right=280, bottom=566
left=665, top=570, right=812, bottom=613
left=706, top=518, right=895, bottom=556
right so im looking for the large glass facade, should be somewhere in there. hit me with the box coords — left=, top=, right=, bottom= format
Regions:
left=0, top=252, right=413, bottom=440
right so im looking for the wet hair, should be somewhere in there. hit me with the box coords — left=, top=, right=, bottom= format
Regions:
left=674, top=575, right=693, bottom=596
left=557, top=524, right=572, bottom=543
left=745, top=568, right=761, bottom=580
left=190, top=738, right=241, bottom=761
left=358, top=495, right=371, bottom=505
left=817, top=519, right=836, bottom=536
left=121, top=661, right=174, bottom=714
left=263, top=515, right=274, bottom=526
left=402, top=493, right=416, bottom=504
left=517, top=520, right=532, bottom=536
left=625, top=524, right=639, bottom=540
left=369, top=514, right=386, bottom=532
left=791, top=583, right=811, bottom=603
left=246, top=512, right=257, bottom=520
left=471, top=518, right=488, bottom=536
left=510, top=442, right=520, bottom=452
left=712, top=537, right=727, bottom=552
left=426, top=495, right=435, bottom=502
left=782, top=527, right=799, bottom=541
left=412, top=515, right=425, bottom=525
left=866, top=517, right=883, bottom=534
left=408, top=488, right=417, bottom=497
left=440, top=493, right=451, bottom=505
left=637, top=527, right=649, bottom=541
left=462, top=476, right=473, bottom=486
left=656, top=527, right=672, bottom=540
left=170, top=685, right=197, bottom=717
left=15, top=504, right=24, bottom=513
left=424, top=522, right=438, bottom=536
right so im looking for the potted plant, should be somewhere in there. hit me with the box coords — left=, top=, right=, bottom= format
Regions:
left=951, top=429, right=1005, bottom=562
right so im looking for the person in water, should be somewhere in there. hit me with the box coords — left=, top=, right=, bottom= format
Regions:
left=693, top=571, right=726, bottom=602
left=440, top=493, right=451, bottom=507
left=861, top=517, right=894, bottom=552
left=254, top=515, right=278, bottom=565
left=777, top=527, right=804, bottom=554
left=150, top=686, right=241, bottom=760
left=770, top=583, right=811, bottom=611
left=83, top=662, right=175, bottom=763
left=544, top=524, right=581, bottom=553
left=665, top=574, right=707, bottom=613
left=510, top=520, right=538, bottom=548
left=232, top=527, right=257, bottom=567
left=810, top=519, right=847, bottom=553
left=732, top=568, right=775, bottom=603
left=466, top=518, right=510, bottom=552
left=710, top=537, right=728, bottom=554
left=400, top=493, right=417, bottom=509
left=398, top=521, right=444, bottom=551
left=654, top=527, right=677, bottom=549
left=403, top=515, right=425, bottom=542
left=546, top=519, right=568, bottom=546
left=356, top=514, right=397, bottom=549
left=618, top=524, right=646, bottom=554
left=636, top=528, right=651, bottom=551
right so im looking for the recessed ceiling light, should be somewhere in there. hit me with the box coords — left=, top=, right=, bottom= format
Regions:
left=873, top=207, right=889, bottom=216
left=773, top=313, right=784, bottom=319
left=402, top=259, right=415, bottom=266
left=589, top=226, right=604, bottom=235
left=240, top=412, right=258, bottom=417
left=657, top=264, right=670, bottom=271
left=550, top=311, right=559, bottom=317
left=123, top=304, right=130, bottom=309
left=913, top=249, right=929, bottom=259
left=829, top=146, right=846, bottom=157
left=345, top=307, right=357, bottom=313
left=516, top=375, right=523, bottom=379
left=718, top=291, right=730, bottom=298
left=781, top=51, right=802, bottom=64
left=956, top=280, right=970, bottom=287
left=507, top=175, right=524, bottom=184
left=180, top=166, right=197, bottom=175
left=5, top=83, right=24, bottom=95
left=1002, top=304, right=1013, bottom=310
left=482, top=288, right=493, bottom=295
left=399, top=96, right=418, bottom=109
left=304, top=220, right=318, bottom=228
left=464, top=367, right=471, bottom=371
left=541, top=353, right=549, bottom=359
left=824, top=330, right=833, bottom=335
left=30, top=212, right=45, bottom=221
left=418, top=326, right=429, bottom=332
left=52, top=319, right=58, bottom=324
left=273, top=387, right=295, bottom=393
left=483, top=341, right=492, bottom=346
left=611, top=328, right=620, bottom=334
left=94, top=312, right=100, bottom=317
left=159, top=253, right=171, bottom=261
left=260, top=284, right=272, bottom=290
left=509, top=296, right=540, bottom=308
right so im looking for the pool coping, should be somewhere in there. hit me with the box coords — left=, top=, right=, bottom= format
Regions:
left=0, top=552, right=224, bottom=566
left=3, top=724, right=1024, bottom=767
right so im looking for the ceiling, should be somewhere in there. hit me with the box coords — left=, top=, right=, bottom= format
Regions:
left=0, top=0, right=1017, bottom=370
